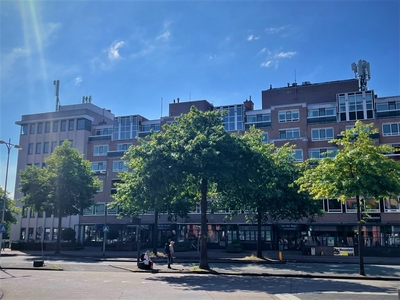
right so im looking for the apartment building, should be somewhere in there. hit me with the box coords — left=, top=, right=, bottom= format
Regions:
left=10, top=72, right=400, bottom=256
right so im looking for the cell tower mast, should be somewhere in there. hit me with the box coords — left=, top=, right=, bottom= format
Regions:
left=351, top=60, right=371, bottom=91
left=54, top=80, right=60, bottom=111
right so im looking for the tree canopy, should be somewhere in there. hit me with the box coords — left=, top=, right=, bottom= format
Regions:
left=296, top=120, right=400, bottom=275
left=114, top=107, right=247, bottom=269
left=0, top=187, right=21, bottom=238
left=218, top=127, right=322, bottom=257
left=19, top=140, right=100, bottom=253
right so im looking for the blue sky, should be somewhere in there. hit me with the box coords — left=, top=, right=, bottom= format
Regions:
left=1, top=0, right=399, bottom=197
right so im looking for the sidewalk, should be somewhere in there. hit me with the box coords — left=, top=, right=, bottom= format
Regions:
left=1, top=247, right=400, bottom=281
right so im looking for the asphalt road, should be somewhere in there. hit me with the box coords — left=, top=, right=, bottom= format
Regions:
left=1, top=269, right=399, bottom=300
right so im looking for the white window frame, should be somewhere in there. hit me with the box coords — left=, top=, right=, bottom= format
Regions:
left=309, top=148, right=337, bottom=159
left=112, top=160, right=128, bottom=172
left=382, top=122, right=400, bottom=136
left=327, top=199, right=342, bottom=213
left=278, top=109, right=299, bottom=123
left=94, top=145, right=109, bottom=156
left=117, top=143, right=132, bottom=151
left=311, top=128, right=334, bottom=141
left=91, top=161, right=107, bottom=172
left=384, top=196, right=400, bottom=212
left=279, top=128, right=300, bottom=140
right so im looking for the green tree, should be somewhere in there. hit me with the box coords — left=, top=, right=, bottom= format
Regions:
left=61, top=227, right=76, bottom=242
left=114, top=107, right=244, bottom=269
left=19, top=140, right=100, bottom=254
left=218, top=128, right=322, bottom=258
left=0, top=187, right=21, bottom=239
left=296, top=120, right=400, bottom=275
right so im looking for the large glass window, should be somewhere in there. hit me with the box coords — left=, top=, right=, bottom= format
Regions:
left=45, top=122, right=51, bottom=133
left=113, top=160, right=128, bottom=172
left=28, top=143, right=34, bottom=154
left=30, top=124, right=35, bottom=134
left=91, top=161, right=106, bottom=172
left=53, top=121, right=59, bottom=132
left=327, top=199, right=342, bottom=212
left=117, top=143, right=131, bottom=151
left=293, top=149, right=303, bottom=162
left=382, top=122, right=400, bottom=136
left=279, top=128, right=300, bottom=139
left=51, top=141, right=57, bottom=152
left=311, top=128, right=334, bottom=141
left=94, top=145, right=109, bottom=156
left=279, top=109, right=299, bottom=123
left=77, top=118, right=91, bottom=131
left=384, top=197, right=400, bottom=212
left=94, top=203, right=105, bottom=215
left=309, top=148, right=337, bottom=159
left=37, top=123, right=43, bottom=134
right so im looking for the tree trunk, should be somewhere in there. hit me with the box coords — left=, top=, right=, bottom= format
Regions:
left=199, top=178, right=209, bottom=270
left=356, top=194, right=365, bottom=276
left=153, top=210, right=158, bottom=255
left=257, top=208, right=263, bottom=258
left=55, top=209, right=62, bottom=254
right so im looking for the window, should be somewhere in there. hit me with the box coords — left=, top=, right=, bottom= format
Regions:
left=107, top=205, right=118, bottom=215
left=68, top=119, right=74, bottom=131
left=279, top=109, right=299, bottom=123
left=309, top=148, right=337, bottom=159
left=45, top=122, right=51, bottom=133
left=94, top=145, right=109, bottom=156
left=327, top=199, right=342, bottom=213
left=293, top=149, right=303, bottom=162
left=51, top=141, right=57, bottom=152
left=21, top=125, right=28, bottom=135
left=94, top=203, right=105, bottom=215
left=77, top=118, right=91, bottom=131
left=311, top=128, right=334, bottom=141
left=338, top=91, right=374, bottom=122
left=61, top=120, right=67, bottom=131
left=28, top=143, right=34, bottom=155
left=262, top=132, right=268, bottom=143
left=52, top=228, right=58, bottom=240
left=113, top=160, right=128, bottom=172
left=279, top=128, right=300, bottom=139
left=43, top=142, right=49, bottom=154
left=36, top=143, right=42, bottom=154
left=44, top=228, right=51, bottom=241
left=111, top=179, right=121, bottom=194
left=20, top=228, right=26, bottom=240
left=53, top=121, right=59, bottom=132
left=37, top=123, right=43, bottom=134
left=91, top=162, right=106, bottom=172
left=97, top=180, right=103, bottom=193
left=384, top=197, right=400, bottom=212
left=22, top=206, right=28, bottom=218
left=383, top=122, right=400, bottom=136
left=30, top=124, right=35, bottom=134
left=96, top=127, right=113, bottom=135
left=308, top=107, right=336, bottom=118
left=83, top=205, right=94, bottom=216
left=28, top=228, right=34, bottom=240
left=117, top=143, right=131, bottom=151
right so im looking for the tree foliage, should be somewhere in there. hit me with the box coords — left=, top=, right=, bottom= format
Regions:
left=0, top=187, right=21, bottom=238
left=114, top=107, right=246, bottom=269
left=19, top=140, right=100, bottom=253
left=218, top=127, right=322, bottom=257
left=296, top=120, right=400, bottom=275
left=61, top=227, right=76, bottom=242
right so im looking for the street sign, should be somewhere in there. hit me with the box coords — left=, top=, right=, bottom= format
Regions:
left=103, top=225, right=109, bottom=232
left=0, top=224, right=7, bottom=233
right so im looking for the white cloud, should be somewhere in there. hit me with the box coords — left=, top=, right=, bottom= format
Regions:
left=265, top=26, right=288, bottom=34
left=75, top=76, right=82, bottom=86
left=260, top=50, right=296, bottom=69
left=275, top=51, right=296, bottom=58
left=108, top=40, right=125, bottom=60
left=156, top=30, right=170, bottom=41
left=247, top=35, right=259, bottom=41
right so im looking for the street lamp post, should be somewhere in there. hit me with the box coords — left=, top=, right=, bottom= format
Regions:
left=0, top=139, right=22, bottom=266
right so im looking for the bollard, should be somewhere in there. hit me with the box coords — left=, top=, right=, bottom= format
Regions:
left=279, top=251, right=282, bottom=261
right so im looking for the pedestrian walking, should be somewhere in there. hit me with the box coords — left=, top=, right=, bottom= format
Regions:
left=167, top=241, right=174, bottom=268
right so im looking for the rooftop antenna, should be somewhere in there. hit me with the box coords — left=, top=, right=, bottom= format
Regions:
left=294, top=69, right=297, bottom=83
left=351, top=59, right=371, bottom=91
left=54, top=80, right=60, bottom=111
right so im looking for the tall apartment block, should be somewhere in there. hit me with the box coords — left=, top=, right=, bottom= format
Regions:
left=10, top=62, right=400, bottom=256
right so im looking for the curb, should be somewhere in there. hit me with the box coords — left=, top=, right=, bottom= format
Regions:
left=109, top=264, right=400, bottom=281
